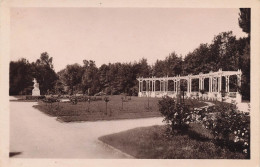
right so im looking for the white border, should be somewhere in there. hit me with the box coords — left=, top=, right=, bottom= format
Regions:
left=1, top=0, right=259, bottom=167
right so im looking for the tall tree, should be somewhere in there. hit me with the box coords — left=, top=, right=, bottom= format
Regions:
left=31, top=52, right=58, bottom=94
left=81, top=60, right=100, bottom=95
left=61, top=63, right=83, bottom=95
left=9, top=58, right=33, bottom=95
left=238, top=8, right=250, bottom=35
left=238, top=8, right=250, bottom=100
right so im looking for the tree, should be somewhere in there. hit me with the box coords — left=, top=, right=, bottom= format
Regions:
left=153, top=52, right=182, bottom=77
left=31, top=52, right=58, bottom=94
left=238, top=8, right=250, bottom=100
left=238, top=8, right=250, bottom=35
left=82, top=60, right=100, bottom=95
left=61, top=63, right=83, bottom=95
left=9, top=58, right=33, bottom=95
left=35, top=52, right=54, bottom=68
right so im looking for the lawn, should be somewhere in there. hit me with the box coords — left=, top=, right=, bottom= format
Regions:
left=99, top=124, right=247, bottom=159
left=34, top=95, right=208, bottom=122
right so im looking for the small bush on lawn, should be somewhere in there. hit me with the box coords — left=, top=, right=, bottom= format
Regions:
left=42, top=96, right=59, bottom=103
left=69, top=95, right=103, bottom=104
left=26, top=95, right=45, bottom=100
left=158, top=96, right=193, bottom=133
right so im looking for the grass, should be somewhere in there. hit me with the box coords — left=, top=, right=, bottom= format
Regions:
left=34, top=95, right=208, bottom=122
left=99, top=124, right=247, bottom=159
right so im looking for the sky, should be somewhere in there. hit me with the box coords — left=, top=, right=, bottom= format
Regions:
left=10, top=8, right=247, bottom=72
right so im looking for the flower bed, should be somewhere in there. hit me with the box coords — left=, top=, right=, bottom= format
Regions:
left=158, top=97, right=250, bottom=158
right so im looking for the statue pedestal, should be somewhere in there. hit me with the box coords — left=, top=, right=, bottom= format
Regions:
left=32, top=78, right=41, bottom=96
left=32, top=88, right=40, bottom=96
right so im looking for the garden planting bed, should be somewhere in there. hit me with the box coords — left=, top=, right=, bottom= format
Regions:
left=33, top=95, right=208, bottom=122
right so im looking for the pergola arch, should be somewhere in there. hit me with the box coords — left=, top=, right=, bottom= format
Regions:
left=137, top=69, right=242, bottom=102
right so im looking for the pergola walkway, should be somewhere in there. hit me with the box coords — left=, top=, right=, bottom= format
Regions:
left=137, top=69, right=242, bottom=103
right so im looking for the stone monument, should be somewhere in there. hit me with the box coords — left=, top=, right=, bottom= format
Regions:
left=32, top=78, right=40, bottom=96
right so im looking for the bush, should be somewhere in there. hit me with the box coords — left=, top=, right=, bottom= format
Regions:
left=26, top=95, right=45, bottom=100
left=158, top=96, right=193, bottom=133
left=199, top=103, right=250, bottom=157
left=43, top=96, right=59, bottom=103
left=158, top=97, right=250, bottom=157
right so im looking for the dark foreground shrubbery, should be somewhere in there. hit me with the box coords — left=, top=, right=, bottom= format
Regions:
left=158, top=96, right=250, bottom=158
left=158, top=96, right=193, bottom=133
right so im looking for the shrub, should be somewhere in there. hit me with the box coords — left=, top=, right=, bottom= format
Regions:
left=158, top=96, right=193, bottom=133
left=69, top=96, right=78, bottom=104
left=200, top=103, right=250, bottom=157
left=43, top=97, right=59, bottom=103
left=158, top=98, right=250, bottom=157
left=26, top=95, right=45, bottom=100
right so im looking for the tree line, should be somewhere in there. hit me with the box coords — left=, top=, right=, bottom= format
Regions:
left=9, top=9, right=250, bottom=100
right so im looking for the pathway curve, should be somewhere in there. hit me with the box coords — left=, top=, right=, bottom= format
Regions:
left=10, top=101, right=165, bottom=158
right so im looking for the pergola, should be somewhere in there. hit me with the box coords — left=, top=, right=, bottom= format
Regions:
left=137, top=69, right=242, bottom=103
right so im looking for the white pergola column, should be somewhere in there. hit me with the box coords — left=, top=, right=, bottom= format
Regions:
left=162, top=80, right=165, bottom=92
left=209, top=77, right=212, bottom=93
left=190, top=78, right=192, bottom=93
left=138, top=80, right=140, bottom=92
left=237, top=74, right=241, bottom=88
left=152, top=80, right=154, bottom=92
left=213, top=78, right=216, bottom=92
left=199, top=78, right=201, bottom=90
left=225, top=76, right=229, bottom=93
left=145, top=80, right=147, bottom=92
left=141, top=81, right=143, bottom=92
left=202, top=78, right=204, bottom=90
left=218, top=75, right=222, bottom=92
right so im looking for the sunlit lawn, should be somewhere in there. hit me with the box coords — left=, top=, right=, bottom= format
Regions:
left=99, top=124, right=247, bottom=159
left=34, top=95, right=207, bottom=122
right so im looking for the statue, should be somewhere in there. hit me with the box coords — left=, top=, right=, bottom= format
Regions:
left=32, top=78, right=40, bottom=96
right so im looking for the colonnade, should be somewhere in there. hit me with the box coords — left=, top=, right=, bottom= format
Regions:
left=137, top=69, right=242, bottom=102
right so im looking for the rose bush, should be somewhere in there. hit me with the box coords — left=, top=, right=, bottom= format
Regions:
left=198, top=103, right=250, bottom=157
left=158, top=96, right=193, bottom=133
left=158, top=97, right=250, bottom=157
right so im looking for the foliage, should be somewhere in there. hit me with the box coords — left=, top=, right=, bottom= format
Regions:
left=158, top=96, right=193, bottom=133
left=238, top=8, right=250, bottom=35
left=200, top=103, right=250, bottom=156
left=25, top=95, right=45, bottom=100
left=31, top=52, right=58, bottom=95
left=9, top=53, right=58, bottom=95
left=158, top=97, right=250, bottom=156
left=60, top=63, right=84, bottom=95
left=9, top=58, right=34, bottom=95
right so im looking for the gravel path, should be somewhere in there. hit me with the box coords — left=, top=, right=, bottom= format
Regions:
left=10, top=101, right=165, bottom=158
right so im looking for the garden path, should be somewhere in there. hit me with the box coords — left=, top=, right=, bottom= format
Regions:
left=10, top=100, right=165, bottom=158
